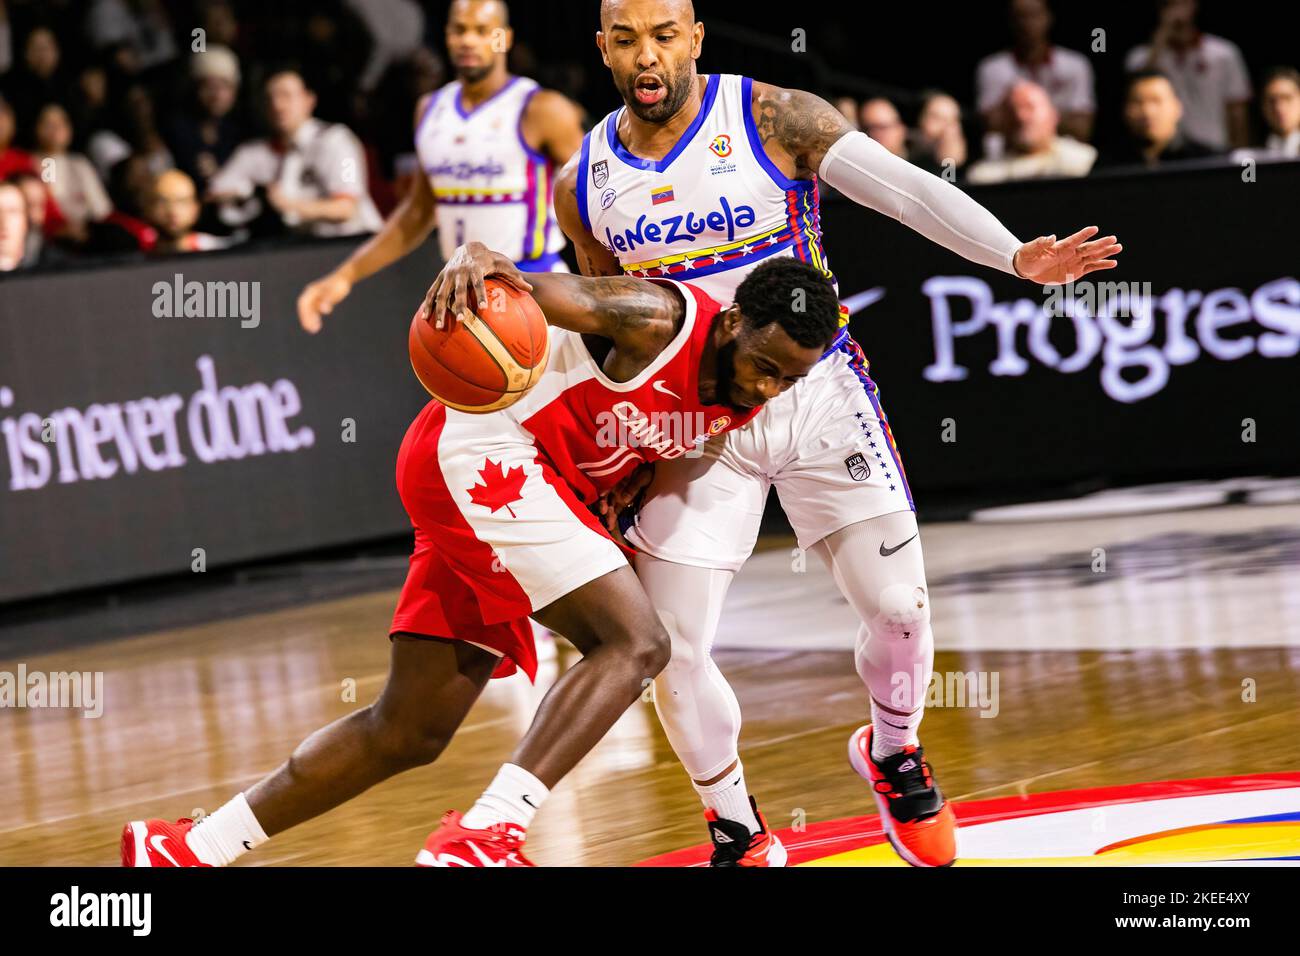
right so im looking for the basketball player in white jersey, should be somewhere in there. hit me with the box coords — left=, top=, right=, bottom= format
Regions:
left=555, top=0, right=1123, bottom=867
left=297, top=0, right=585, bottom=333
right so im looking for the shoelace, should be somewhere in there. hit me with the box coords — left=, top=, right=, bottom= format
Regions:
left=874, top=746, right=936, bottom=800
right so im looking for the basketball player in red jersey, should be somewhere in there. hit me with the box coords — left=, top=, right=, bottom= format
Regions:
left=297, top=0, right=586, bottom=333
left=553, top=0, right=1122, bottom=867
left=122, top=249, right=844, bottom=867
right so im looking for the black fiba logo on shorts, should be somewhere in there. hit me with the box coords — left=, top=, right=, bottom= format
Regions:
left=845, top=453, right=870, bottom=482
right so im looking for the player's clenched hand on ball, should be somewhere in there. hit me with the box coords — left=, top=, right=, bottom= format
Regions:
left=1012, top=226, right=1123, bottom=286
left=420, top=241, right=534, bottom=331
left=297, top=271, right=353, bottom=334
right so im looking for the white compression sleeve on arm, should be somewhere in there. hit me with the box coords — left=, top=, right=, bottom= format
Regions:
left=818, top=131, right=1024, bottom=276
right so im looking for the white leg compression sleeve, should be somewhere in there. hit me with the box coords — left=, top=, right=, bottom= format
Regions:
left=813, top=510, right=935, bottom=750
left=635, top=554, right=743, bottom=782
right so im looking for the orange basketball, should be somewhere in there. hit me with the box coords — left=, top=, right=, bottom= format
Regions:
left=409, top=278, right=549, bottom=413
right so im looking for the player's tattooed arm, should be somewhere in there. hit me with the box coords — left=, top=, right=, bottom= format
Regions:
left=553, top=153, right=624, bottom=277
left=529, top=273, right=681, bottom=358
left=751, top=82, right=855, bottom=180
left=420, top=241, right=679, bottom=356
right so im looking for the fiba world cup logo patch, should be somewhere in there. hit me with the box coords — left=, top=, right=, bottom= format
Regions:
left=709, top=134, right=733, bottom=158
left=845, top=453, right=870, bottom=482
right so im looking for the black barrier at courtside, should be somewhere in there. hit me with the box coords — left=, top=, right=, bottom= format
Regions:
left=0, top=241, right=438, bottom=603
left=2, top=163, right=1298, bottom=602
left=821, top=158, right=1300, bottom=500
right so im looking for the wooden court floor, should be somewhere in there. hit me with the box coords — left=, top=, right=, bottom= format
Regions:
left=3, top=503, right=1299, bottom=866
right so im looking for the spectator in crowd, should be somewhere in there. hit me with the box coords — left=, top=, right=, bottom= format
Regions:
left=968, top=81, right=1096, bottom=183
left=0, top=176, right=28, bottom=271
left=33, top=102, right=112, bottom=238
left=3, top=26, right=75, bottom=125
left=1125, top=0, right=1250, bottom=149
left=1259, top=67, right=1300, bottom=158
left=87, top=83, right=175, bottom=188
left=145, top=169, right=232, bottom=254
left=166, top=46, right=245, bottom=190
left=0, top=92, right=30, bottom=177
left=0, top=1, right=11, bottom=78
left=0, top=94, right=66, bottom=234
left=1097, top=69, right=1220, bottom=169
left=207, top=69, right=381, bottom=238
left=86, top=0, right=177, bottom=75
left=976, top=0, right=1096, bottom=146
left=860, top=97, right=908, bottom=157
left=345, top=0, right=426, bottom=94
left=833, top=96, right=860, bottom=129
left=913, top=90, right=967, bottom=173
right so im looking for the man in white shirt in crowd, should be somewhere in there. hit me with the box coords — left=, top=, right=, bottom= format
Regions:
left=208, top=68, right=382, bottom=238
left=1124, top=0, right=1251, bottom=150
left=976, top=0, right=1096, bottom=146
left=968, top=80, right=1096, bottom=183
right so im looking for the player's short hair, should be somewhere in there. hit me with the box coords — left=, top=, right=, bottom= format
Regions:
left=733, top=257, right=841, bottom=350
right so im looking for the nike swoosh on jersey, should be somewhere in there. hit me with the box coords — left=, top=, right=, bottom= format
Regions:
left=652, top=380, right=682, bottom=400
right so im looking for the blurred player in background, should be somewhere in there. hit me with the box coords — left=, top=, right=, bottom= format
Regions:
left=296, top=0, right=585, bottom=333
left=564, top=0, right=1121, bottom=867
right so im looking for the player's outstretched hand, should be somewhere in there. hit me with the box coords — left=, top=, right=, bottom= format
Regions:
left=1012, top=226, right=1123, bottom=286
left=420, top=241, right=534, bottom=331
left=297, top=271, right=353, bottom=334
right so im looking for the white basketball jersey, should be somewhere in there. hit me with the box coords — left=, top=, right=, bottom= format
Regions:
left=416, top=75, right=566, bottom=269
left=578, top=73, right=837, bottom=305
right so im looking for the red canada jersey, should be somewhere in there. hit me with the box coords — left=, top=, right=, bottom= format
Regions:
left=502, top=279, right=758, bottom=504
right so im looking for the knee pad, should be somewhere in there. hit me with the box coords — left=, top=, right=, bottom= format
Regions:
left=871, top=583, right=930, bottom=641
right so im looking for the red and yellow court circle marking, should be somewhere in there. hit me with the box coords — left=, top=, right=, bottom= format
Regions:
left=637, top=772, right=1300, bottom=867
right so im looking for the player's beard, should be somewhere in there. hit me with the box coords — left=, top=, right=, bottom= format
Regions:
left=711, top=338, right=748, bottom=414
left=623, top=63, right=694, bottom=123
left=457, top=62, right=495, bottom=85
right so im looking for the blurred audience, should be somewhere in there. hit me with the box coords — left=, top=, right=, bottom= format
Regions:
left=976, top=0, right=1096, bottom=147
left=145, top=169, right=232, bottom=254
left=861, top=98, right=908, bottom=157
left=33, top=103, right=112, bottom=237
left=1124, top=0, right=1250, bottom=149
left=208, top=69, right=381, bottom=238
left=166, top=46, right=245, bottom=191
left=0, top=176, right=27, bottom=271
left=833, top=96, right=860, bottom=130
left=1259, top=67, right=1300, bottom=158
left=913, top=91, right=968, bottom=173
left=86, top=0, right=178, bottom=75
left=968, top=81, right=1096, bottom=183
left=3, top=26, right=75, bottom=125
left=1097, top=69, right=1220, bottom=169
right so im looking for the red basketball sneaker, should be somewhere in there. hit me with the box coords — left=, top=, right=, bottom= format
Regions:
left=415, top=811, right=535, bottom=867
left=705, top=797, right=788, bottom=867
left=848, top=724, right=957, bottom=867
left=121, top=819, right=211, bottom=867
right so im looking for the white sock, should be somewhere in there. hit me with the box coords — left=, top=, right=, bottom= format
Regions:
left=871, top=699, right=922, bottom=760
left=185, top=793, right=268, bottom=867
left=461, top=763, right=548, bottom=830
left=693, top=762, right=761, bottom=835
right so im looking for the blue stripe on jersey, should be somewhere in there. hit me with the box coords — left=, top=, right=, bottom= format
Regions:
left=605, top=74, right=721, bottom=174
left=740, top=76, right=804, bottom=191
left=577, top=131, right=593, bottom=233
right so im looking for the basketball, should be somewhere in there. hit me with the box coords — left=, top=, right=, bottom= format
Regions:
left=408, top=278, right=549, bottom=413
